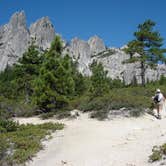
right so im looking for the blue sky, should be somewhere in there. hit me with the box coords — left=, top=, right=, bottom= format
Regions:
left=0, top=0, right=166, bottom=47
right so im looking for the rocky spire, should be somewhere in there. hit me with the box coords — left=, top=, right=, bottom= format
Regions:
left=9, top=11, right=27, bottom=30
left=88, top=35, right=106, bottom=55
left=65, top=38, right=92, bottom=75
left=30, top=17, right=55, bottom=50
left=0, top=11, right=30, bottom=70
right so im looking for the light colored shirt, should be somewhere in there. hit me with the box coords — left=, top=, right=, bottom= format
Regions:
left=155, top=92, right=164, bottom=102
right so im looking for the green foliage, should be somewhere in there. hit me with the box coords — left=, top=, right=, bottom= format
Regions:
left=33, top=36, right=86, bottom=112
left=49, top=35, right=63, bottom=54
left=149, top=143, right=166, bottom=163
left=124, top=19, right=166, bottom=86
left=33, top=37, right=75, bottom=112
left=0, top=122, right=64, bottom=165
left=0, top=136, right=9, bottom=166
left=13, top=42, right=43, bottom=102
left=40, top=112, right=55, bottom=119
left=159, top=75, right=166, bottom=85
left=71, top=61, right=86, bottom=96
left=91, top=49, right=116, bottom=58
left=108, top=78, right=124, bottom=89
left=1, top=32, right=166, bottom=121
left=0, top=66, right=17, bottom=99
left=0, top=35, right=86, bottom=115
left=149, top=149, right=162, bottom=162
left=149, top=146, right=163, bottom=162
left=0, top=42, right=42, bottom=103
left=0, top=119, right=19, bottom=133
left=90, top=60, right=109, bottom=97
left=75, top=85, right=165, bottom=119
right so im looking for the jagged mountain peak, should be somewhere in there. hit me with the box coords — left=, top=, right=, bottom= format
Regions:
left=29, top=16, right=55, bottom=50
left=88, top=35, right=105, bottom=55
left=29, top=16, right=53, bottom=29
left=0, top=11, right=55, bottom=70
left=9, top=11, right=27, bottom=29
left=0, top=11, right=166, bottom=85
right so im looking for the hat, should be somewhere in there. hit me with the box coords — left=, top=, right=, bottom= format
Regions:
left=156, top=89, right=161, bottom=93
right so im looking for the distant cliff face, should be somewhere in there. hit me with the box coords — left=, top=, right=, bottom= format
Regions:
left=93, top=48, right=166, bottom=84
left=0, top=11, right=55, bottom=71
left=64, top=36, right=105, bottom=75
left=0, top=11, right=166, bottom=84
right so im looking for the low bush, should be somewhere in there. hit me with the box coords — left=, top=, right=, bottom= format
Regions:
left=40, top=112, right=55, bottom=119
left=149, top=146, right=162, bottom=162
left=149, top=143, right=166, bottom=162
left=73, top=85, right=163, bottom=119
left=0, top=119, right=19, bottom=133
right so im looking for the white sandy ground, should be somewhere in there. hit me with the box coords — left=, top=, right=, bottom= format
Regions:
left=14, top=110, right=166, bottom=166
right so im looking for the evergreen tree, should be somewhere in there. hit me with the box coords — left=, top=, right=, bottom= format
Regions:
left=13, top=42, right=42, bottom=102
left=124, top=20, right=166, bottom=86
left=33, top=36, right=75, bottom=112
left=0, top=66, right=17, bottom=99
left=90, top=60, right=109, bottom=97
left=70, top=60, right=86, bottom=96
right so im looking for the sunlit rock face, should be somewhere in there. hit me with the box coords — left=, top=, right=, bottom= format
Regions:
left=0, top=11, right=30, bottom=70
left=88, top=35, right=106, bottom=55
left=0, top=11, right=55, bottom=71
left=29, top=17, right=55, bottom=50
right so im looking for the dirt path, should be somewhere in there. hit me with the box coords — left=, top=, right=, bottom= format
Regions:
left=14, top=110, right=166, bottom=166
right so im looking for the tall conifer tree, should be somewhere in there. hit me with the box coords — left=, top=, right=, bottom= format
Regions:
left=124, top=20, right=166, bottom=86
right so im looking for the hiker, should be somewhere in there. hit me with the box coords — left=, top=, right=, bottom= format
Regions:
left=152, top=89, right=165, bottom=119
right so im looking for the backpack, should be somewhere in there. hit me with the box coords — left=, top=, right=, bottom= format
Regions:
left=154, top=94, right=160, bottom=103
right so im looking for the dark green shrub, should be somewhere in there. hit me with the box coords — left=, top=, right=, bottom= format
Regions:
left=89, top=60, right=109, bottom=97
left=0, top=136, right=9, bottom=165
left=0, top=119, right=19, bottom=133
left=13, top=103, right=38, bottom=117
left=40, top=112, right=55, bottom=119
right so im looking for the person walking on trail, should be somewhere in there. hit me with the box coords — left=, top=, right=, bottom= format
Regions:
left=152, top=89, right=165, bottom=119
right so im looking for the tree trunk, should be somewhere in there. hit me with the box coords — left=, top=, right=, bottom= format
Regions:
left=141, top=61, right=146, bottom=86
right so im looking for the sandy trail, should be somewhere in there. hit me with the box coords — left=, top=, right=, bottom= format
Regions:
left=14, top=110, right=166, bottom=166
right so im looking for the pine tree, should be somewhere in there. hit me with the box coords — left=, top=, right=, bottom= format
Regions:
left=33, top=36, right=75, bottom=112
left=0, top=66, right=17, bottom=99
left=90, top=60, right=109, bottom=97
left=124, top=19, right=166, bottom=86
left=12, top=42, right=42, bottom=102
left=70, top=60, right=86, bottom=96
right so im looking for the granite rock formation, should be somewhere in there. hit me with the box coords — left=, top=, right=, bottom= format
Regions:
left=0, top=11, right=55, bottom=70
left=0, top=11, right=166, bottom=85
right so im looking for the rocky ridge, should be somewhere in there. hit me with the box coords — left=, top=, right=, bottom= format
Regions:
left=0, top=11, right=166, bottom=84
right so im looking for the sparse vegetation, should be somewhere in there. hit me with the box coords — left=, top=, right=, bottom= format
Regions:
left=91, top=49, right=116, bottom=58
left=149, top=144, right=166, bottom=162
left=0, top=120, right=64, bottom=165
